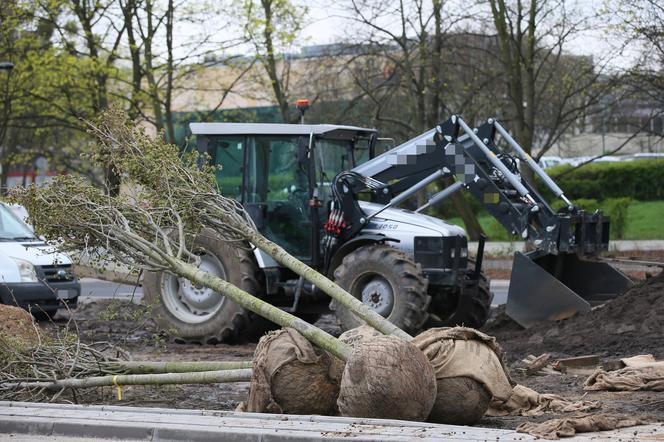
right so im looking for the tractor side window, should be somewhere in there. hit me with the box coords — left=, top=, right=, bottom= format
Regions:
left=207, top=136, right=244, bottom=200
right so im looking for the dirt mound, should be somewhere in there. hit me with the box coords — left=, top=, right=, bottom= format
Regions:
left=0, top=304, right=40, bottom=348
left=487, top=270, right=664, bottom=360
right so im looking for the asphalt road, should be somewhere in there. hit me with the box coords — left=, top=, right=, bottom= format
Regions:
left=79, top=278, right=511, bottom=306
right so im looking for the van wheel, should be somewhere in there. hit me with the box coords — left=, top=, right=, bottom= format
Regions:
left=143, top=229, right=264, bottom=344
left=332, top=244, right=430, bottom=335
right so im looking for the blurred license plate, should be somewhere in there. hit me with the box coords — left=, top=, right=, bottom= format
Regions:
left=57, top=290, right=77, bottom=299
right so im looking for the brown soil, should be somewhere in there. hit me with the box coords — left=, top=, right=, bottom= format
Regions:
left=484, top=270, right=664, bottom=361
left=480, top=270, right=664, bottom=429
left=0, top=304, right=40, bottom=347
left=34, top=269, right=664, bottom=430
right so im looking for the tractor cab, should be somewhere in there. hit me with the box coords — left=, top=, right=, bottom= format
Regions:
left=190, top=123, right=377, bottom=265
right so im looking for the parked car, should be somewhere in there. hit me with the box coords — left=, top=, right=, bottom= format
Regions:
left=0, top=202, right=79, bottom=320
left=538, top=156, right=565, bottom=169
left=623, top=153, right=664, bottom=161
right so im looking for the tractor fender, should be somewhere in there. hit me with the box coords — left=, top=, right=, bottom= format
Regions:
left=327, top=234, right=399, bottom=277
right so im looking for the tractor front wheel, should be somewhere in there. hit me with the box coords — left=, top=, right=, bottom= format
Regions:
left=332, top=244, right=430, bottom=335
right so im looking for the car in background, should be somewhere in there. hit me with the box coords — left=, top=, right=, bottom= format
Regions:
left=538, top=156, right=565, bottom=169
left=0, top=202, right=79, bottom=320
left=623, top=153, right=664, bottom=161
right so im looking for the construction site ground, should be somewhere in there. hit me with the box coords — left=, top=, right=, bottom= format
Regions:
left=35, top=248, right=664, bottom=434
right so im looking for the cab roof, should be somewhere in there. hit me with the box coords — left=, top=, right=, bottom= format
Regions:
left=189, top=123, right=376, bottom=140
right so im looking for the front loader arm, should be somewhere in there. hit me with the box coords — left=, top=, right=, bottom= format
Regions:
left=325, top=115, right=632, bottom=328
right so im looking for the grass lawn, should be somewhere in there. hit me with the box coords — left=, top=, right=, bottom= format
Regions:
left=447, top=200, right=664, bottom=241
left=623, top=201, right=664, bottom=240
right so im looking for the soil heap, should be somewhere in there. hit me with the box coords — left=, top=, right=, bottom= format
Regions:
left=486, top=270, right=664, bottom=360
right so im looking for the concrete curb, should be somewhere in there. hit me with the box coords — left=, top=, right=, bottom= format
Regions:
left=1, top=401, right=663, bottom=441
left=470, top=239, right=664, bottom=256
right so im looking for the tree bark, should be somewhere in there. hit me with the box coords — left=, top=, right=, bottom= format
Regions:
left=105, top=360, right=252, bottom=374
left=243, top=228, right=413, bottom=341
left=3, top=369, right=254, bottom=391
left=170, top=257, right=353, bottom=360
left=260, top=0, right=291, bottom=123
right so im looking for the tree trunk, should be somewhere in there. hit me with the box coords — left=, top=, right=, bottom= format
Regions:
left=105, top=360, right=252, bottom=374
left=450, top=191, right=484, bottom=240
left=3, top=369, right=254, bottom=391
left=243, top=228, right=413, bottom=341
left=170, top=257, right=353, bottom=360
left=0, top=161, right=8, bottom=196
left=261, top=0, right=290, bottom=123
left=164, top=0, right=176, bottom=143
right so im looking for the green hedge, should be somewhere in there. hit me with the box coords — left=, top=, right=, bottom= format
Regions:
left=546, top=159, right=664, bottom=201
left=550, top=197, right=633, bottom=239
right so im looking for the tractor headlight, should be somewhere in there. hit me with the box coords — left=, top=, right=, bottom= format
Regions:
left=10, top=257, right=38, bottom=282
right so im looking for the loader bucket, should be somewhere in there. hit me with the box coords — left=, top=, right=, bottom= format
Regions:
left=506, top=251, right=633, bottom=328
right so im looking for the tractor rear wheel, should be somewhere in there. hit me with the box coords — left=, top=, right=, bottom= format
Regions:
left=143, top=229, right=263, bottom=344
left=332, top=244, right=430, bottom=335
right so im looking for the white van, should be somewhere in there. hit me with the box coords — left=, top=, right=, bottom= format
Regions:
left=0, top=202, right=79, bottom=319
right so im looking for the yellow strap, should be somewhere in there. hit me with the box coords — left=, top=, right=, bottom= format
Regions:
left=112, top=375, right=122, bottom=401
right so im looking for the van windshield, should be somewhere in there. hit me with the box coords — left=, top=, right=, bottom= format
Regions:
left=0, top=204, right=36, bottom=241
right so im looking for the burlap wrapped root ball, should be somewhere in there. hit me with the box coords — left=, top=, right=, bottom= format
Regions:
left=337, top=334, right=437, bottom=421
left=338, top=324, right=383, bottom=347
left=243, top=328, right=342, bottom=415
left=0, top=304, right=40, bottom=351
left=412, top=327, right=514, bottom=425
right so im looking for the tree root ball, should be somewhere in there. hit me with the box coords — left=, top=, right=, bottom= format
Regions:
left=337, top=335, right=437, bottom=421
left=338, top=324, right=383, bottom=347
left=430, top=377, right=491, bottom=425
left=245, top=328, right=341, bottom=415
left=412, top=327, right=513, bottom=425
left=0, top=304, right=40, bottom=349
left=271, top=355, right=341, bottom=415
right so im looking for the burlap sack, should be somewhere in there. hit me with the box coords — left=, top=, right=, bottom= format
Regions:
left=0, top=304, right=40, bottom=350
left=584, top=366, right=664, bottom=392
left=412, top=327, right=513, bottom=401
left=338, top=325, right=383, bottom=347
left=241, top=328, right=341, bottom=415
left=516, top=414, right=644, bottom=440
left=487, top=384, right=600, bottom=417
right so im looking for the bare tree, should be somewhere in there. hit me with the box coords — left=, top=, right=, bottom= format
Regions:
left=239, top=0, right=307, bottom=122
left=484, top=0, right=615, bottom=180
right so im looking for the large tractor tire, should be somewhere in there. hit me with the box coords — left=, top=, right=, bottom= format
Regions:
left=143, top=229, right=263, bottom=344
left=332, top=244, right=430, bottom=335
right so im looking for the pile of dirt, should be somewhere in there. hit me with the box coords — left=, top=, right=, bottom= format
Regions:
left=486, top=270, right=664, bottom=361
left=0, top=304, right=40, bottom=348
